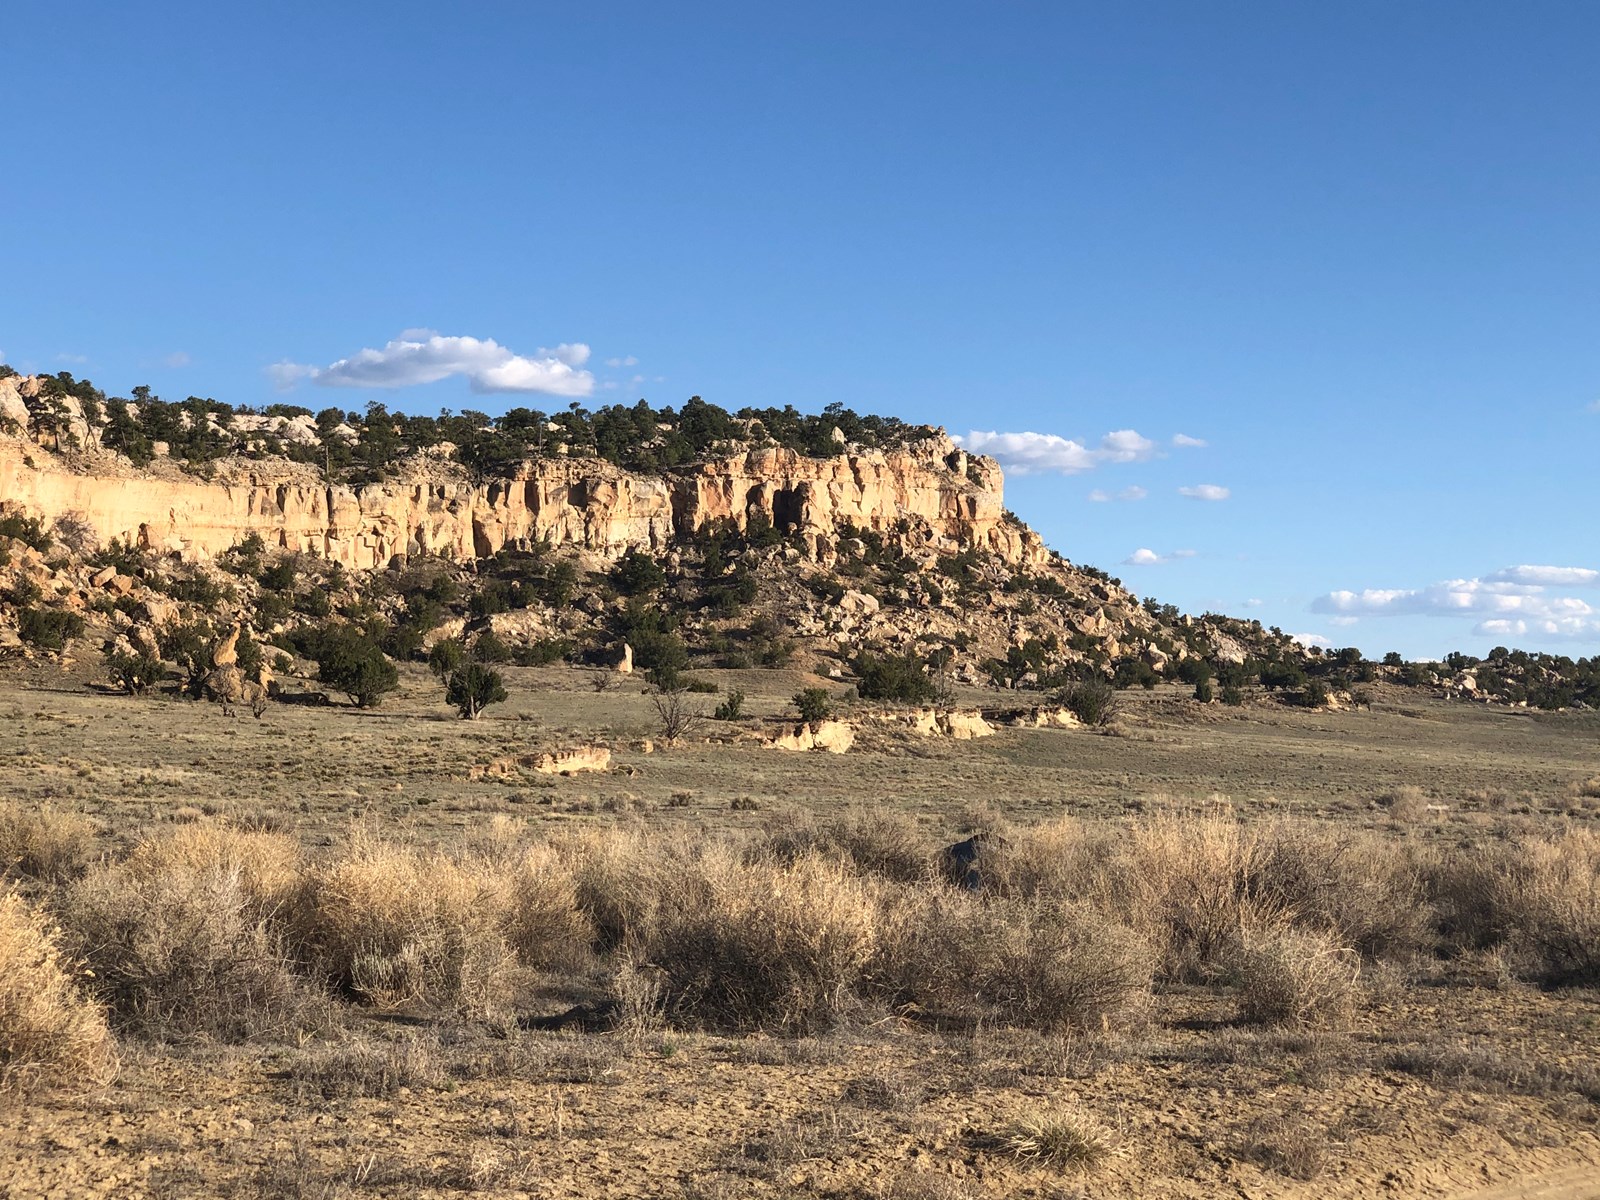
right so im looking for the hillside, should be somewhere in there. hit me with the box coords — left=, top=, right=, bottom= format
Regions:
left=2, top=367, right=1594, bottom=710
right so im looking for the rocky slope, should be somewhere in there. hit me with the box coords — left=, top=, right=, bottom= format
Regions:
left=1, top=373, right=1033, bottom=569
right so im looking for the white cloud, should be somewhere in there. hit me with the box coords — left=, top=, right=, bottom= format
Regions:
left=1243, top=598, right=1264, bottom=608
left=161, top=351, right=191, bottom=369
left=537, top=343, right=591, bottom=367
left=1587, top=399, right=1600, bottom=413
left=269, top=333, right=595, bottom=397
left=1088, top=485, right=1147, bottom=503
left=55, top=353, right=88, bottom=365
left=1484, top=565, right=1599, bottom=587
left=1329, top=616, right=1360, bottom=627
left=955, top=428, right=1160, bottom=476
left=1172, top=433, right=1208, bottom=448
left=1293, top=633, right=1334, bottom=649
left=1123, top=547, right=1194, bottom=566
left=1098, top=429, right=1157, bottom=463
left=267, top=361, right=318, bottom=390
left=1178, top=484, right=1231, bottom=501
left=605, top=355, right=639, bottom=368
left=1312, top=565, right=1600, bottom=643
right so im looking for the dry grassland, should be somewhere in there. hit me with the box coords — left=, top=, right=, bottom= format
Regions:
left=1, top=660, right=1598, bottom=1198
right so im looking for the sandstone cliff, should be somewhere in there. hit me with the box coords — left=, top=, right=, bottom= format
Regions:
left=0, top=406, right=1042, bottom=570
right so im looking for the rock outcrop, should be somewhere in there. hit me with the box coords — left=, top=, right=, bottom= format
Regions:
left=0, top=417, right=1042, bottom=569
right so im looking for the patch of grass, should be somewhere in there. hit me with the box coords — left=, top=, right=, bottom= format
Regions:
left=1000, top=1105, right=1115, bottom=1171
left=881, top=891, right=1152, bottom=1031
left=288, top=1033, right=444, bottom=1100
left=1234, top=1114, right=1329, bottom=1180
left=0, top=889, right=116, bottom=1093
left=1233, top=926, right=1361, bottom=1029
left=0, top=800, right=99, bottom=882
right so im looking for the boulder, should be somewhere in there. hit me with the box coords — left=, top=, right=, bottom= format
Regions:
left=212, top=624, right=241, bottom=667
left=531, top=746, right=611, bottom=775
left=90, top=565, right=117, bottom=588
left=767, top=720, right=854, bottom=754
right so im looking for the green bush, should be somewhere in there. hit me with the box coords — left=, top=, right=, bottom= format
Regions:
left=427, top=638, right=465, bottom=678
left=793, top=688, right=833, bottom=723
left=17, top=608, right=84, bottom=652
left=610, top=548, right=667, bottom=596
left=1060, top=678, right=1118, bottom=727
left=471, top=629, right=511, bottom=663
left=1220, top=683, right=1245, bottom=707
left=713, top=689, right=746, bottom=721
left=853, top=651, right=936, bottom=704
left=0, top=513, right=52, bottom=552
left=315, top=626, right=398, bottom=708
left=513, top=637, right=574, bottom=666
left=445, top=664, right=508, bottom=720
left=104, top=647, right=165, bottom=695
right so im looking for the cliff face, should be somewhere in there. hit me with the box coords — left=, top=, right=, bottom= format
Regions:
left=0, top=429, right=1044, bottom=570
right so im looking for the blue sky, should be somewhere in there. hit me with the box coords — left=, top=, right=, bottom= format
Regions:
left=3, top=1, right=1596, bottom=659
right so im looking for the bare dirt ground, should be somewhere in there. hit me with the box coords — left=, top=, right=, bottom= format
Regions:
left=2, top=660, right=1598, bottom=1199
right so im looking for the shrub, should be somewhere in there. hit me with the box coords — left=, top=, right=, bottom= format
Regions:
left=1302, top=680, right=1331, bottom=709
left=61, top=828, right=317, bottom=1041
left=759, top=808, right=930, bottom=883
left=103, top=646, right=165, bottom=695
left=513, top=637, right=574, bottom=666
left=650, top=686, right=704, bottom=745
left=0, top=513, right=52, bottom=552
left=0, top=802, right=99, bottom=883
left=1220, top=683, right=1245, bottom=706
left=713, top=688, right=746, bottom=721
left=446, top=663, right=507, bottom=720
left=314, top=625, right=398, bottom=707
left=1492, top=831, right=1600, bottom=986
left=1194, top=679, right=1215, bottom=704
left=881, top=892, right=1151, bottom=1031
left=853, top=651, right=936, bottom=704
left=496, top=844, right=595, bottom=971
left=1060, top=678, right=1119, bottom=727
left=793, top=687, right=833, bottom=723
left=1376, top=785, right=1430, bottom=822
left=642, top=849, right=879, bottom=1032
left=471, top=628, right=511, bottom=663
left=610, top=548, right=667, bottom=596
left=291, top=830, right=521, bottom=1018
left=427, top=637, right=465, bottom=678
left=1233, top=926, right=1360, bottom=1028
left=17, top=608, right=84, bottom=652
left=1002, top=1107, right=1116, bottom=1172
left=0, top=890, right=116, bottom=1093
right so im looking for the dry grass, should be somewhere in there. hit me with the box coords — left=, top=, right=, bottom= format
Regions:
left=1233, top=926, right=1360, bottom=1028
left=1428, top=828, right=1600, bottom=985
left=1234, top=1114, right=1329, bottom=1180
left=0, top=800, right=100, bottom=883
left=758, top=806, right=932, bottom=883
left=288, top=1032, right=445, bottom=1100
left=62, top=835, right=323, bottom=1042
left=290, top=826, right=522, bottom=1017
left=496, top=841, right=595, bottom=970
left=1000, top=1105, right=1116, bottom=1171
left=0, top=889, right=116, bottom=1092
left=641, top=848, right=881, bottom=1032
left=1376, top=784, right=1431, bottom=822
left=881, top=890, right=1152, bottom=1031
